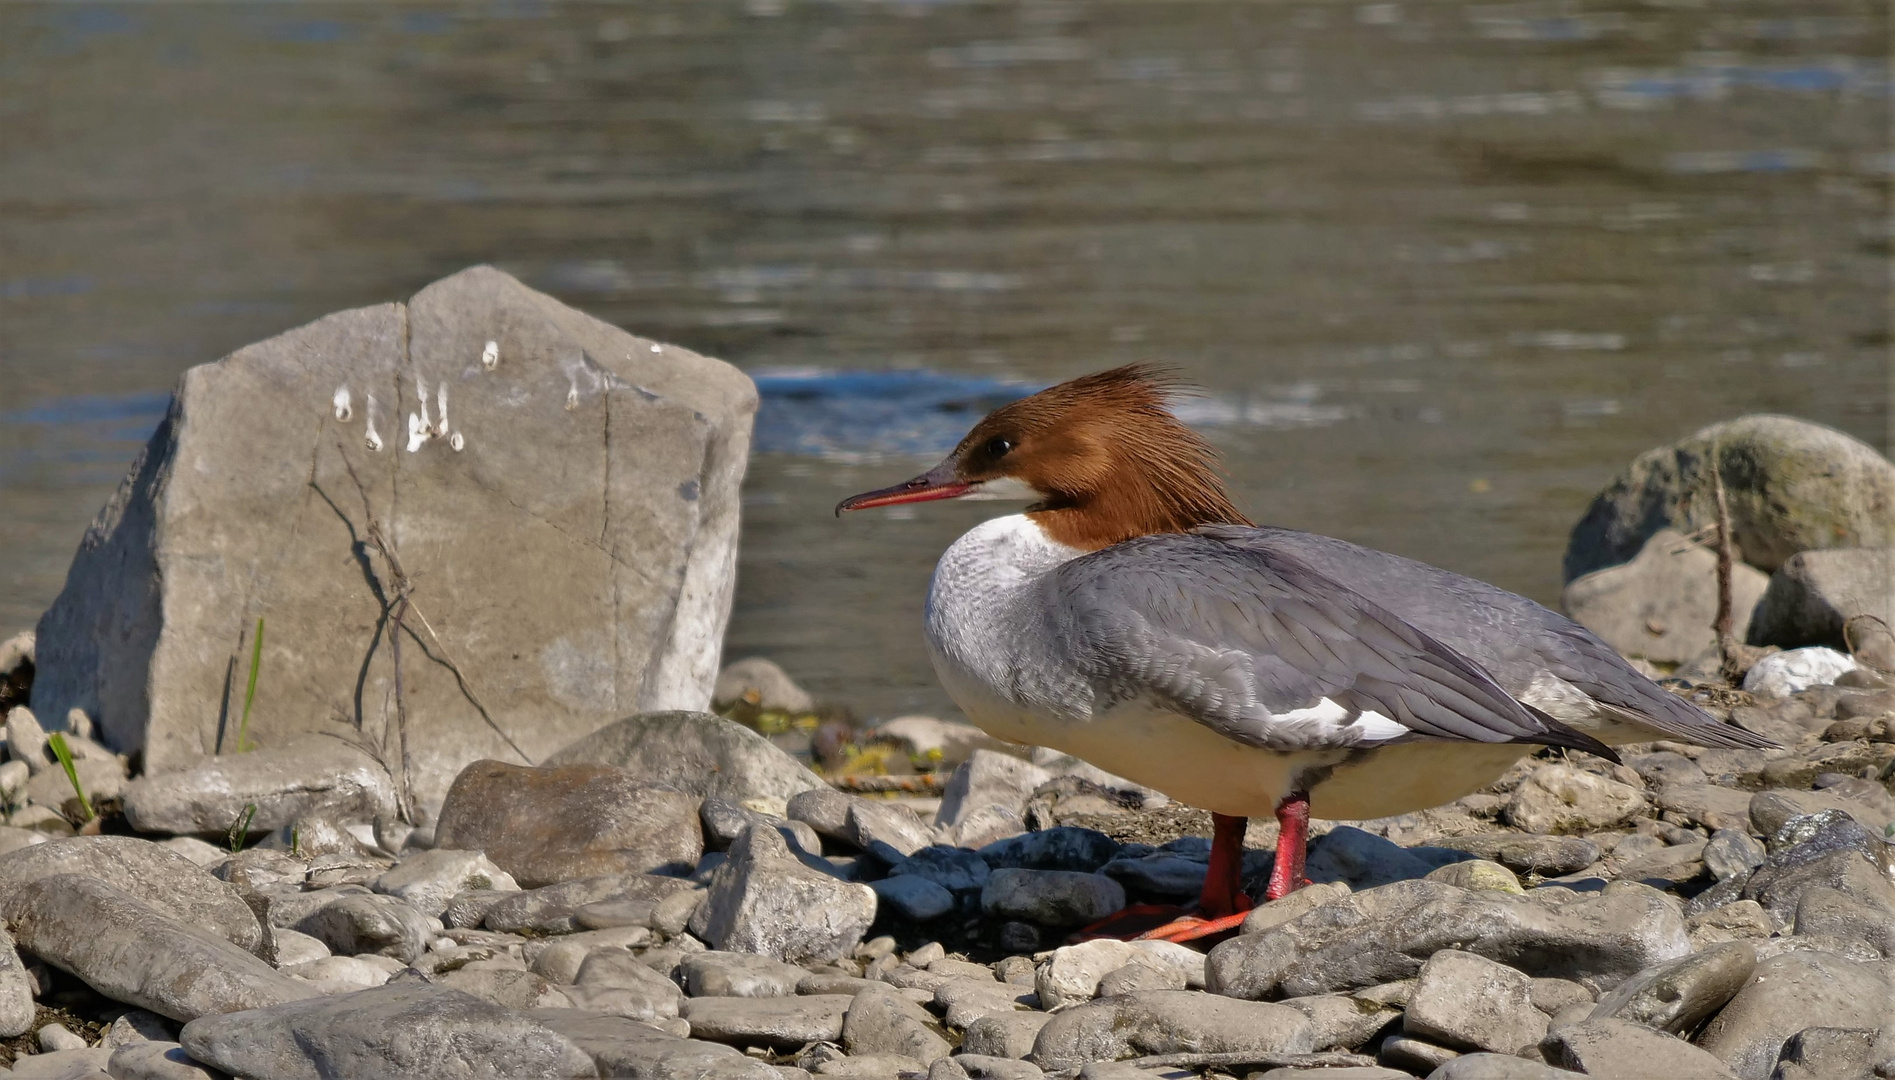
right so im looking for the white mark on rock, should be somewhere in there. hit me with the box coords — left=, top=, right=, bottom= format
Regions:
left=416, top=373, right=432, bottom=432
left=434, top=383, right=449, bottom=437
left=649, top=343, right=662, bottom=353
left=332, top=386, right=353, bottom=422
left=406, top=412, right=428, bottom=453
left=364, top=394, right=384, bottom=452
left=449, top=431, right=465, bottom=452
left=481, top=340, right=499, bottom=370
left=565, top=376, right=580, bottom=411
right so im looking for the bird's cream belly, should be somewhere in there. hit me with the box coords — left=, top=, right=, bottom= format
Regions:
left=943, top=672, right=1532, bottom=821
left=1300, top=740, right=1535, bottom=820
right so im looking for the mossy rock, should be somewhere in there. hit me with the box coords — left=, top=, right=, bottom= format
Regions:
left=1564, top=415, right=1895, bottom=583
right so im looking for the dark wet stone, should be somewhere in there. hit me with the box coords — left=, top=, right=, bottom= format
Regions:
left=979, top=828, right=1121, bottom=873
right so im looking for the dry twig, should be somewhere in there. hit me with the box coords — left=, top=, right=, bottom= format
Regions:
left=828, top=773, right=948, bottom=795
left=330, top=443, right=529, bottom=820
left=1709, top=443, right=1771, bottom=683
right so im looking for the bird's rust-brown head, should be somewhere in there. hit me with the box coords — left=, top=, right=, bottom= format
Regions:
left=836, top=364, right=1251, bottom=550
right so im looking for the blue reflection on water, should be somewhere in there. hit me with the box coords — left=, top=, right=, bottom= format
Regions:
left=0, top=391, right=171, bottom=485
left=0, top=276, right=94, bottom=300
left=266, top=20, right=351, bottom=45
left=752, top=369, right=1038, bottom=460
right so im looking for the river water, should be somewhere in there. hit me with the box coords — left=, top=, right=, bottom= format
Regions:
left=1, top=1, right=1887, bottom=724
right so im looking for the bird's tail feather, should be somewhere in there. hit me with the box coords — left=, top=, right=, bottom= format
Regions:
left=1517, top=705, right=1624, bottom=765
left=1593, top=700, right=1781, bottom=751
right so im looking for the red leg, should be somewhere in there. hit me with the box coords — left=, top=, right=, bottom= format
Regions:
left=1129, top=812, right=1256, bottom=944
left=1075, top=797, right=1310, bottom=947
left=1266, top=790, right=1311, bottom=901
left=1070, top=818, right=1248, bottom=944
left=1199, top=813, right=1251, bottom=917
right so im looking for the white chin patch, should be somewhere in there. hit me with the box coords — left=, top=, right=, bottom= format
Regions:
left=964, top=476, right=1041, bottom=502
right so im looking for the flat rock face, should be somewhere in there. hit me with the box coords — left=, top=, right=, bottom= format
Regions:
left=1401, top=949, right=1547, bottom=1054
left=370, top=848, right=519, bottom=920
left=1563, top=414, right=1895, bottom=581
left=0, top=836, right=264, bottom=955
left=293, top=893, right=433, bottom=965
left=1694, top=951, right=1891, bottom=1079
left=842, top=985, right=952, bottom=1063
left=1205, top=879, right=1691, bottom=999
left=1029, top=990, right=1313, bottom=1071
left=1504, top=765, right=1647, bottom=835
left=527, top=1008, right=777, bottom=1079
left=0, top=927, right=34, bottom=1040
left=477, top=871, right=694, bottom=935
left=1588, top=942, right=1756, bottom=1035
left=120, top=737, right=399, bottom=836
left=1432, top=834, right=1600, bottom=877
left=682, top=951, right=808, bottom=998
left=434, top=759, right=704, bottom=887
left=1542, top=1017, right=1741, bottom=1079
left=689, top=825, right=876, bottom=965
left=681, top=993, right=855, bottom=1050
left=33, top=265, right=756, bottom=810
left=980, top=869, right=1125, bottom=926
left=1562, top=529, right=1770, bottom=664
left=2, top=874, right=316, bottom=1022
left=935, top=751, right=1053, bottom=830
left=1749, top=547, right=1895, bottom=651
left=544, top=710, right=823, bottom=805
left=178, top=983, right=597, bottom=1080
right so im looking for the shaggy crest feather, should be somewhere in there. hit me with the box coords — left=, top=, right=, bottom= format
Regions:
left=954, top=364, right=1252, bottom=549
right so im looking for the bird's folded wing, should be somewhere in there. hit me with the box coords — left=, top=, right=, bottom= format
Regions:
left=1195, top=523, right=1774, bottom=751
left=1044, top=534, right=1613, bottom=757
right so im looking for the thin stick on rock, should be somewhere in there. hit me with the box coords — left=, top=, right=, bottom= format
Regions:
left=829, top=773, right=948, bottom=795
left=388, top=585, right=415, bottom=824
left=328, top=443, right=530, bottom=821
left=1712, top=447, right=1738, bottom=675
left=1710, top=443, right=1767, bottom=684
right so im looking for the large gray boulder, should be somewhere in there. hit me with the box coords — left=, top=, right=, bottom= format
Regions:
left=1564, top=415, right=1895, bottom=582
left=1747, top=547, right=1895, bottom=651
left=32, top=266, right=756, bottom=811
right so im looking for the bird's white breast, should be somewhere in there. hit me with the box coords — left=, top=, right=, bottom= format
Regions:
left=924, top=514, right=1088, bottom=744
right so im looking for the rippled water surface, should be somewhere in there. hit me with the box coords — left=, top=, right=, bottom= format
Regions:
left=1, top=1, right=1887, bottom=722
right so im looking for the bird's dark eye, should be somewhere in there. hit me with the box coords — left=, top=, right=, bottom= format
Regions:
left=984, top=437, right=1013, bottom=458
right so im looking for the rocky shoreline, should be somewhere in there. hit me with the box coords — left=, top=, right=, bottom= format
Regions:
left=0, top=657, right=1887, bottom=1079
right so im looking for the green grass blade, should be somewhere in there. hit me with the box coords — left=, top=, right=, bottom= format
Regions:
left=235, top=617, right=264, bottom=753
left=227, top=802, right=257, bottom=853
left=46, top=733, right=93, bottom=823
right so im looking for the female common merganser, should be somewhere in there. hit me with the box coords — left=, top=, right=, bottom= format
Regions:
left=837, top=366, right=1775, bottom=942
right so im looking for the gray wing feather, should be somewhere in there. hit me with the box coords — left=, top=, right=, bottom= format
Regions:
left=1206, top=526, right=1777, bottom=750
left=1045, top=535, right=1614, bottom=756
